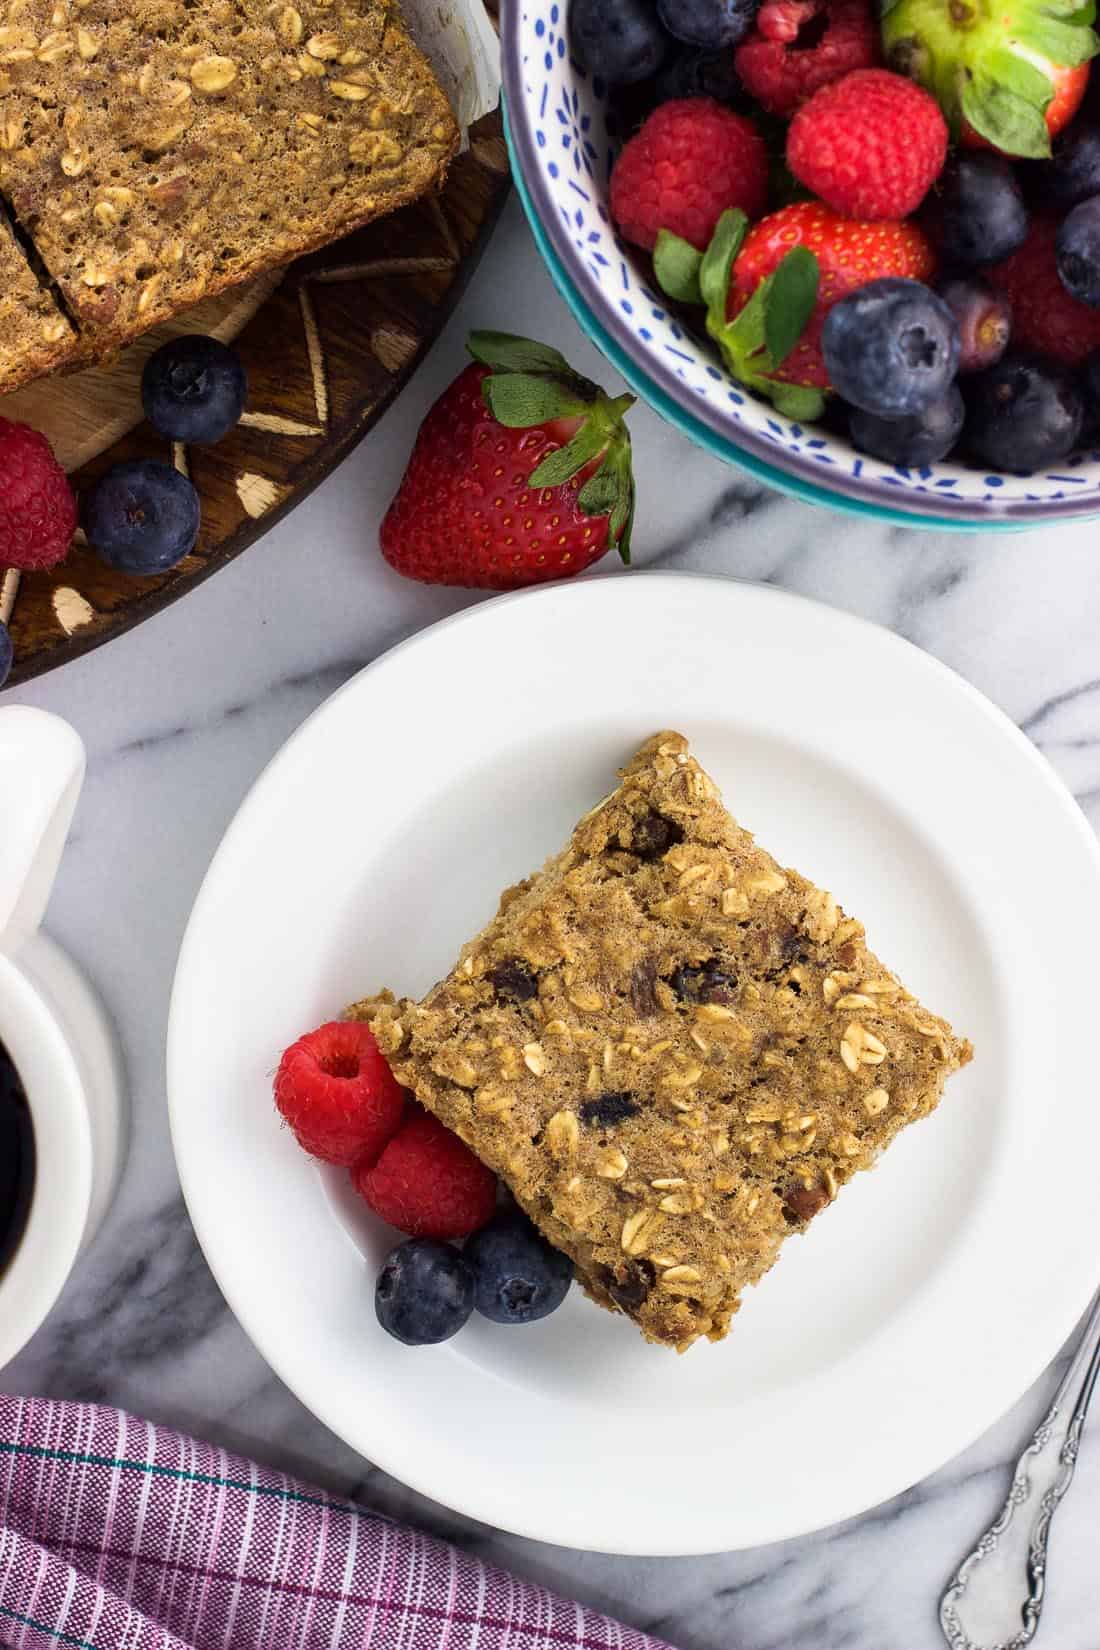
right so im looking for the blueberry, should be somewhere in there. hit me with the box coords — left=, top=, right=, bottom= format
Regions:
left=963, top=353, right=1083, bottom=471
left=654, top=44, right=744, bottom=103
left=1057, top=197, right=1100, bottom=307
left=934, top=155, right=1028, bottom=267
left=630, top=808, right=684, bottom=859
left=1082, top=349, right=1100, bottom=427
left=489, top=960, right=538, bottom=1003
left=1035, top=124, right=1100, bottom=210
left=936, top=275, right=1011, bottom=374
left=0, top=622, right=10, bottom=690
left=657, top=0, right=757, bottom=48
left=849, top=384, right=964, bottom=467
left=466, top=1212, right=573, bottom=1325
left=822, top=279, right=960, bottom=419
left=571, top=0, right=670, bottom=84
left=81, top=460, right=200, bottom=575
left=375, top=1238, right=475, bottom=1345
left=141, top=334, right=247, bottom=444
left=579, top=1091, right=640, bottom=1126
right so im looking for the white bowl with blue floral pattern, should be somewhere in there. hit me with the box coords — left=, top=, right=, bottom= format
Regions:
left=501, top=4, right=1100, bottom=529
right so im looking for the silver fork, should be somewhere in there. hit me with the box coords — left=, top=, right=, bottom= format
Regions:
left=940, top=1290, right=1100, bottom=1650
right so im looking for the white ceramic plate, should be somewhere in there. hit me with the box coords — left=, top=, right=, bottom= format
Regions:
left=168, top=574, right=1100, bottom=1555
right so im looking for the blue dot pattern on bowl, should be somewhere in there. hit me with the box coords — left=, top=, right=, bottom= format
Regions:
left=511, top=4, right=1100, bottom=516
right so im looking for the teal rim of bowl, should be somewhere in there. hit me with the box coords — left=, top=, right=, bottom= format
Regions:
left=503, top=93, right=1068, bottom=536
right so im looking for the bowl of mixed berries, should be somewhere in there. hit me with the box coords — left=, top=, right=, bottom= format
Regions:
left=501, top=0, right=1100, bottom=525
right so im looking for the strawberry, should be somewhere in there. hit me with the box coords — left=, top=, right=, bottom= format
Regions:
left=653, top=207, right=824, bottom=418
left=987, top=215, right=1100, bottom=364
left=380, top=334, right=635, bottom=589
left=730, top=203, right=936, bottom=389
left=883, top=0, right=1098, bottom=158
left=1047, top=61, right=1092, bottom=138
left=653, top=203, right=935, bottom=411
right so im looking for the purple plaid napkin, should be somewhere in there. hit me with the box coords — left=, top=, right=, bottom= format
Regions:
left=0, top=1396, right=675, bottom=1650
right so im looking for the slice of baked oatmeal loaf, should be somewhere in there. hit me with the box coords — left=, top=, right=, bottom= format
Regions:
left=0, top=0, right=457, bottom=358
left=351, top=732, right=972, bottom=1351
left=0, top=204, right=76, bottom=392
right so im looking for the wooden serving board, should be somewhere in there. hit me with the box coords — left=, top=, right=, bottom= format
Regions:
left=0, top=110, right=509, bottom=687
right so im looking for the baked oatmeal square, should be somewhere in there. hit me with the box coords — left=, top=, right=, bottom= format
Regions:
left=352, top=731, right=972, bottom=1350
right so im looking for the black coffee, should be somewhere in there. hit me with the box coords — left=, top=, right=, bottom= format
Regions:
left=0, top=1042, right=34, bottom=1278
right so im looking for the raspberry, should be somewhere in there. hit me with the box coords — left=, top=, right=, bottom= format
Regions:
left=354, top=1107, right=497, bottom=1240
left=274, top=1020, right=405, bottom=1167
left=988, top=218, right=1100, bottom=366
left=735, top=0, right=878, bottom=116
left=0, top=418, right=77, bottom=573
left=609, top=98, right=768, bottom=253
left=786, top=70, right=947, bottom=220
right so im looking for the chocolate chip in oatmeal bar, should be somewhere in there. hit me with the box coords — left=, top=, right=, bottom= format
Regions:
left=350, top=731, right=972, bottom=1351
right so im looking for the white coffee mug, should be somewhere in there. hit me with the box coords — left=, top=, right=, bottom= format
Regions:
left=0, top=706, right=125, bottom=1370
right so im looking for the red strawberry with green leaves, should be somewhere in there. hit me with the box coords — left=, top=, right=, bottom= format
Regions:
left=731, top=205, right=937, bottom=390
left=380, top=334, right=635, bottom=589
left=654, top=208, right=823, bottom=419
left=883, top=0, right=1098, bottom=158
left=655, top=203, right=937, bottom=408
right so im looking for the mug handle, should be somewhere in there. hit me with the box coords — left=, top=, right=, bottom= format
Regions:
left=0, top=707, right=85, bottom=949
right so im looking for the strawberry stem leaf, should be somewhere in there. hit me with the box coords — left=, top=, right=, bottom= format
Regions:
left=700, top=209, right=748, bottom=316
left=1040, top=0, right=1093, bottom=18
left=713, top=274, right=768, bottom=363
left=763, top=246, right=820, bottom=368
left=483, top=371, right=590, bottom=427
left=605, top=441, right=635, bottom=563
left=959, top=72, right=1052, bottom=157
left=654, top=230, right=704, bottom=306
left=577, top=468, right=620, bottom=518
left=1013, top=12, right=1098, bottom=63
left=467, top=332, right=573, bottom=375
left=610, top=483, right=634, bottom=565
left=769, top=381, right=826, bottom=420
left=700, top=226, right=822, bottom=419
left=982, top=46, right=1058, bottom=110
left=528, top=419, right=609, bottom=487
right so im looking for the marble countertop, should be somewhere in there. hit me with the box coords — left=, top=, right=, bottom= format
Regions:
left=4, top=197, right=1100, bottom=1650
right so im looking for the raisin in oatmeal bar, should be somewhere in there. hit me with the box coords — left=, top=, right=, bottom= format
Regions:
left=351, top=732, right=972, bottom=1351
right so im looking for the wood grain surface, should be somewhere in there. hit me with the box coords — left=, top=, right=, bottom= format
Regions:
left=1, top=109, right=509, bottom=687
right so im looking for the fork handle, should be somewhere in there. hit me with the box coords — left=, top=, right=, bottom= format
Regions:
left=940, top=1290, right=1100, bottom=1650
